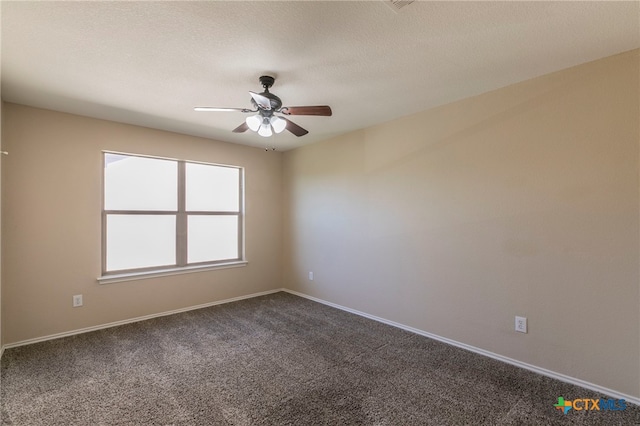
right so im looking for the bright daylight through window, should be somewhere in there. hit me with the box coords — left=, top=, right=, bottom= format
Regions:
left=102, top=152, right=244, bottom=277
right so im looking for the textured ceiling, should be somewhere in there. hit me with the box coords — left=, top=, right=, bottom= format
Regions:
left=2, top=1, right=639, bottom=151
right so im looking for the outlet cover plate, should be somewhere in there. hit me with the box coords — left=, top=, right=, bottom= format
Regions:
left=515, top=316, right=527, bottom=333
left=73, top=294, right=83, bottom=307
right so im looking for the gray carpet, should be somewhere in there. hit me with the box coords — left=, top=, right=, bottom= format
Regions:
left=1, top=292, right=638, bottom=425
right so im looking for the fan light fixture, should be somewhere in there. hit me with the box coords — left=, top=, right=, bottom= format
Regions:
left=245, top=114, right=261, bottom=132
left=258, top=118, right=273, bottom=137
left=245, top=114, right=286, bottom=137
left=270, top=116, right=287, bottom=133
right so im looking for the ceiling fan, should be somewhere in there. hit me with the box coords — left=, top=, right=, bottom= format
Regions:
left=194, top=75, right=332, bottom=138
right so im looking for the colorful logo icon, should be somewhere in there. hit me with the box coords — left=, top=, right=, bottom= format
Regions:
left=554, top=397, right=572, bottom=414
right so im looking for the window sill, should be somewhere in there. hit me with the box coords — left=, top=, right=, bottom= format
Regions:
left=97, top=261, right=248, bottom=284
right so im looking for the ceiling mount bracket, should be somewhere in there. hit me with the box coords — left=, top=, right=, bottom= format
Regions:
left=259, top=75, right=275, bottom=92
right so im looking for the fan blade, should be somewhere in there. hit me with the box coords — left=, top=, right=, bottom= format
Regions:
left=280, top=106, right=332, bottom=116
left=232, top=122, right=249, bottom=133
left=282, top=117, right=309, bottom=137
left=194, top=107, right=252, bottom=112
left=249, top=91, right=271, bottom=110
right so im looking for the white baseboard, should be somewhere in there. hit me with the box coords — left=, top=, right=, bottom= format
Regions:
left=2, top=288, right=282, bottom=350
left=282, top=288, right=640, bottom=406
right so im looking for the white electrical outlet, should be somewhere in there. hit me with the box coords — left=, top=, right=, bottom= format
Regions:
left=308, top=271, right=314, bottom=281
left=515, top=316, right=527, bottom=333
left=73, top=294, right=83, bottom=307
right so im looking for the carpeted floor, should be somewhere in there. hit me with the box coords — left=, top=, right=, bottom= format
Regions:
left=1, top=292, right=639, bottom=425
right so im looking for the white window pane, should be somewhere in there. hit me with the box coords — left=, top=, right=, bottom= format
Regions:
left=186, top=163, right=239, bottom=212
left=188, top=216, right=238, bottom=263
left=105, top=154, right=177, bottom=211
left=106, top=215, right=176, bottom=271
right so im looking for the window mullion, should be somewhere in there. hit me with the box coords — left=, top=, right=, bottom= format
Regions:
left=176, top=161, right=187, bottom=266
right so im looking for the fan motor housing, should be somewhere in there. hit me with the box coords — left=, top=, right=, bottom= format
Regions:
left=250, top=92, right=282, bottom=112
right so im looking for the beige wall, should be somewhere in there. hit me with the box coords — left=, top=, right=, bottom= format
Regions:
left=1, top=104, right=282, bottom=344
left=283, top=50, right=640, bottom=397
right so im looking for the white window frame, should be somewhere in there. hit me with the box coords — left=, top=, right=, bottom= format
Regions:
left=98, top=151, right=246, bottom=284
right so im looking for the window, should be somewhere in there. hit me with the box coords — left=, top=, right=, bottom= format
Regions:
left=101, top=152, right=244, bottom=279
